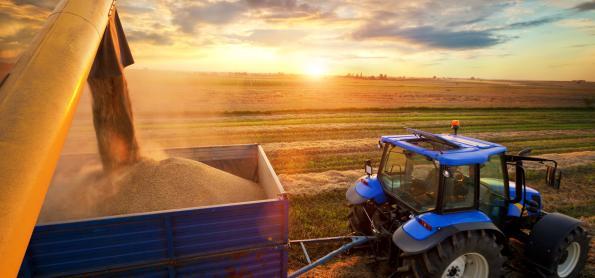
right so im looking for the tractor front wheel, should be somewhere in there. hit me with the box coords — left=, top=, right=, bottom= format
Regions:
left=348, top=203, right=374, bottom=235
left=397, top=230, right=505, bottom=278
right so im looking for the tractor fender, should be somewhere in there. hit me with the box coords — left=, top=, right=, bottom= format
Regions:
left=345, top=175, right=386, bottom=205
left=393, top=220, right=504, bottom=255
left=525, top=212, right=581, bottom=270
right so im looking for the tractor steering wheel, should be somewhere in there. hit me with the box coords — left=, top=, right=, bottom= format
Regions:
left=453, top=170, right=465, bottom=182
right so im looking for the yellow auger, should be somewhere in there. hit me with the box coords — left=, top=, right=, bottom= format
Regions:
left=0, top=1, right=115, bottom=276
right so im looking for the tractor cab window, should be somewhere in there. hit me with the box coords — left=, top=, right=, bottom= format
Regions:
left=379, top=145, right=439, bottom=212
left=442, top=165, right=476, bottom=210
left=479, top=154, right=507, bottom=222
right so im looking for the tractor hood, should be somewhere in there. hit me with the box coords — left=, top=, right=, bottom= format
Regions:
left=507, top=181, right=542, bottom=217
left=346, top=175, right=386, bottom=205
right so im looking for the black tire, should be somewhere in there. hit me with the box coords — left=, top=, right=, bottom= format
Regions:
left=545, top=226, right=590, bottom=278
left=397, top=230, right=505, bottom=278
left=348, top=204, right=373, bottom=235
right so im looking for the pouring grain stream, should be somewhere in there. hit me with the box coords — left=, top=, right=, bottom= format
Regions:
left=87, top=10, right=139, bottom=173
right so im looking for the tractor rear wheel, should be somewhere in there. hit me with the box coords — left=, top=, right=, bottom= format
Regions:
left=397, top=230, right=505, bottom=278
left=548, top=226, right=590, bottom=278
left=348, top=204, right=374, bottom=235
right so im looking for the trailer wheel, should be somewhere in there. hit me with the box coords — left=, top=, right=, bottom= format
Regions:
left=397, top=230, right=504, bottom=278
left=548, top=226, right=590, bottom=278
left=348, top=204, right=374, bottom=235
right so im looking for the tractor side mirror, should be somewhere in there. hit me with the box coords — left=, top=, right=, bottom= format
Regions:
left=364, top=160, right=373, bottom=176
left=546, top=165, right=562, bottom=189
left=511, top=163, right=525, bottom=203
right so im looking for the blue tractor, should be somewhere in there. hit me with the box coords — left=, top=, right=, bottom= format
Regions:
left=346, top=125, right=590, bottom=277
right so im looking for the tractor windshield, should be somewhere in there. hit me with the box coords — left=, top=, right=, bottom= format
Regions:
left=379, top=145, right=439, bottom=212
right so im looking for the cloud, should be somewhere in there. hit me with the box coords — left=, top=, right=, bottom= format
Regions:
left=118, top=3, right=155, bottom=15
left=503, top=15, right=563, bottom=29
left=172, top=2, right=247, bottom=33
left=0, top=26, right=39, bottom=61
left=0, top=1, right=52, bottom=61
left=246, top=0, right=331, bottom=21
left=348, top=1, right=517, bottom=50
left=353, top=25, right=504, bottom=49
left=244, top=0, right=319, bottom=15
left=341, top=54, right=388, bottom=60
left=573, top=1, right=595, bottom=12
left=245, top=0, right=299, bottom=9
left=446, top=17, right=485, bottom=27
left=0, top=11, right=16, bottom=23
left=0, top=26, right=38, bottom=43
left=168, top=0, right=332, bottom=34
left=351, top=1, right=579, bottom=50
left=11, top=0, right=58, bottom=10
left=569, top=43, right=594, bottom=48
left=243, top=29, right=306, bottom=45
left=126, top=30, right=172, bottom=45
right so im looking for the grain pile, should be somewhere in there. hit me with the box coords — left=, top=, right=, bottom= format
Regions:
left=38, top=157, right=265, bottom=223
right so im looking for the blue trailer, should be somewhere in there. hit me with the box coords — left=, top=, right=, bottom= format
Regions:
left=19, top=144, right=288, bottom=277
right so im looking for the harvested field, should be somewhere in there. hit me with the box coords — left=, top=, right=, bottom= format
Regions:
left=69, top=72, right=595, bottom=116
left=279, top=170, right=363, bottom=195
left=50, top=73, right=594, bottom=277
left=39, top=157, right=264, bottom=223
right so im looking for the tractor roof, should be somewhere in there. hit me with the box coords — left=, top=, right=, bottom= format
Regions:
left=380, top=129, right=506, bottom=166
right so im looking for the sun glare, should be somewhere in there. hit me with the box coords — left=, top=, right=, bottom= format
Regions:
left=304, top=60, right=328, bottom=77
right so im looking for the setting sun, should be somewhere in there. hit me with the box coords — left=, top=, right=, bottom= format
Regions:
left=304, top=60, right=328, bottom=77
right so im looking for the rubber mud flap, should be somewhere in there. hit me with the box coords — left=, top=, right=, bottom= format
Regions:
left=526, top=213, right=580, bottom=268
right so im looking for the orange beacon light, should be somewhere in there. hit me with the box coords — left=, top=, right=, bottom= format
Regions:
left=451, top=120, right=460, bottom=135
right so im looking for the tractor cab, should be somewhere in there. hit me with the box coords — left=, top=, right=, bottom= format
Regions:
left=376, top=129, right=510, bottom=223
left=368, top=128, right=562, bottom=226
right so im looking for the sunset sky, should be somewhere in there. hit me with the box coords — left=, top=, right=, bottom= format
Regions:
left=1, top=0, right=594, bottom=80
